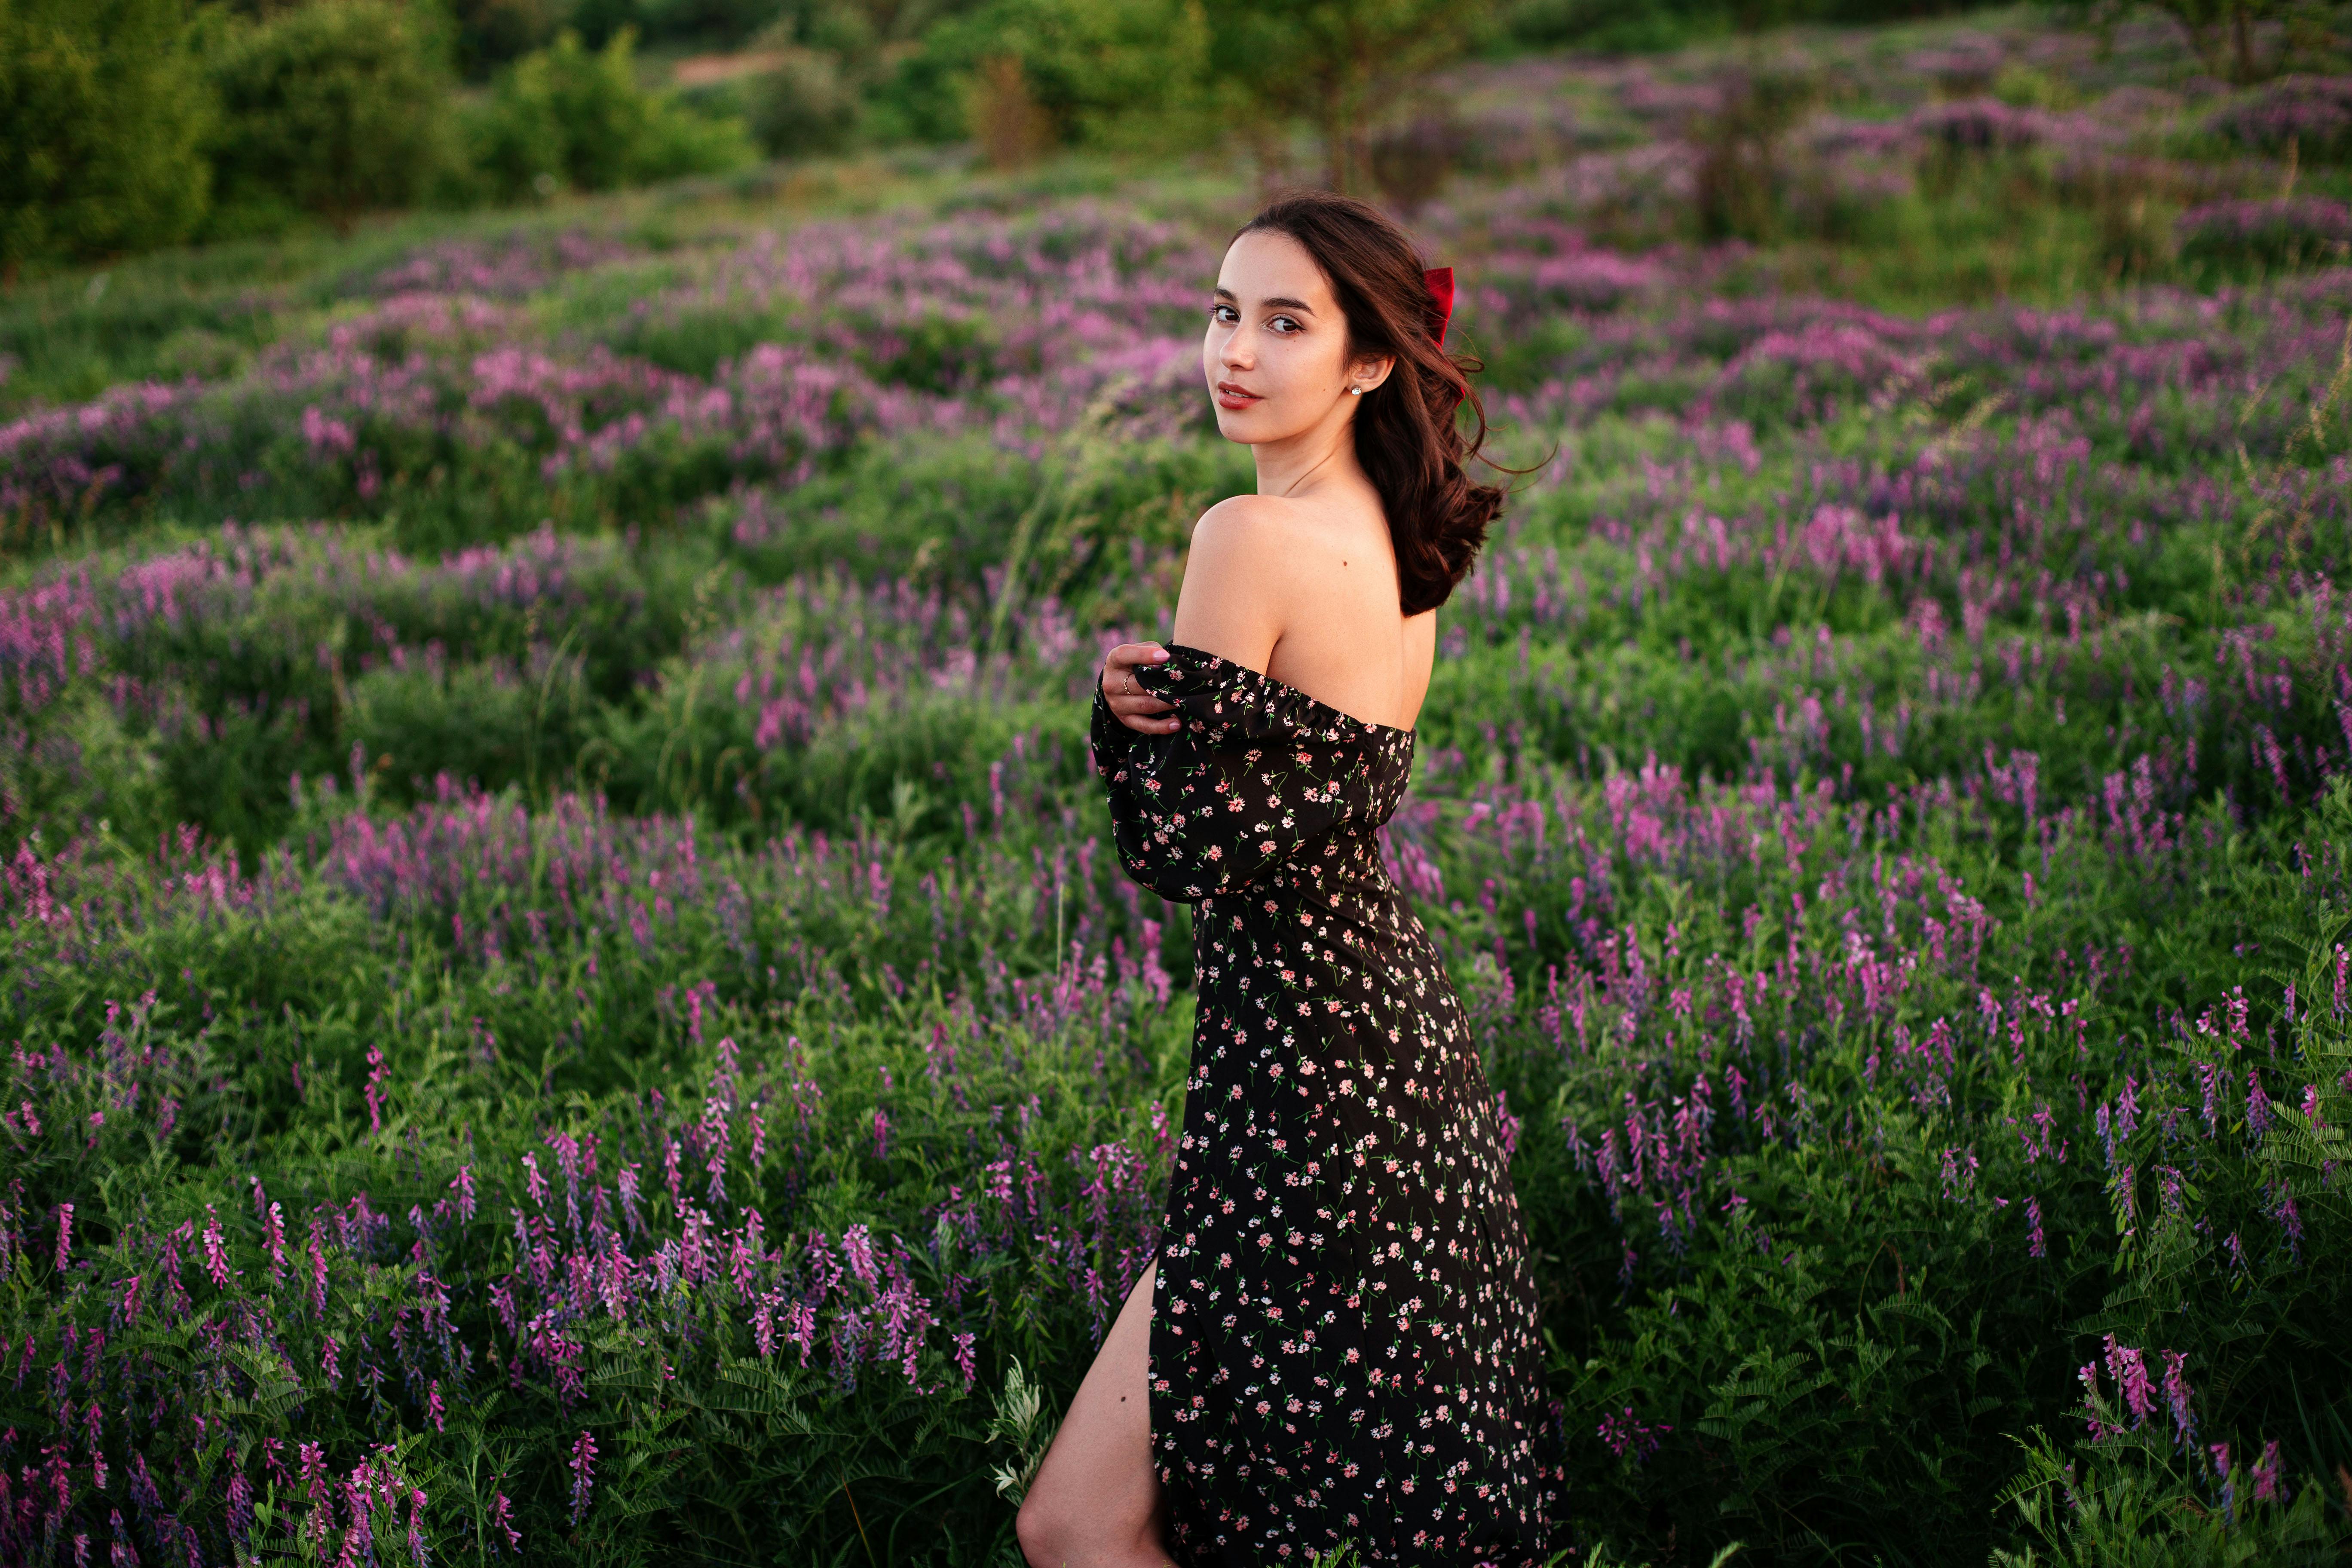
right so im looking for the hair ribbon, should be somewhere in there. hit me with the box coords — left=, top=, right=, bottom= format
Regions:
left=1423, top=266, right=1455, bottom=349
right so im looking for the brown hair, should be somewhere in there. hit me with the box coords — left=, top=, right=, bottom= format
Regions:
left=1236, top=190, right=1508, bottom=617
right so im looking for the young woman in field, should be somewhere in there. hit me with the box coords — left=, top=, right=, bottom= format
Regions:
left=1019, top=190, right=1562, bottom=1567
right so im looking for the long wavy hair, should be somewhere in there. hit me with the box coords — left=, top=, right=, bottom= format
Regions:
left=1236, top=190, right=1510, bottom=616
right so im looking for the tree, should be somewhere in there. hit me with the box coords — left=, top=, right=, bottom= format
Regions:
left=205, top=0, right=459, bottom=234
left=0, top=0, right=213, bottom=276
left=466, top=28, right=756, bottom=200
left=1200, top=0, right=1496, bottom=191
left=880, top=0, right=1213, bottom=154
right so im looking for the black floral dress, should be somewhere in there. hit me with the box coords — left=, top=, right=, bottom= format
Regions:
left=1090, top=643, right=1563, bottom=1567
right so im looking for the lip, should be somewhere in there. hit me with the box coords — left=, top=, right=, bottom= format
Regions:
left=1214, top=380, right=1262, bottom=410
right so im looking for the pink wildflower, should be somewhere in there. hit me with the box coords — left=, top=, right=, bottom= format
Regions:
left=568, top=1430, right=598, bottom=1525
left=2252, top=1439, right=2282, bottom=1503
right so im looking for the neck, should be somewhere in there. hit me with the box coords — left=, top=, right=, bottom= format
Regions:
left=1251, top=406, right=1364, bottom=500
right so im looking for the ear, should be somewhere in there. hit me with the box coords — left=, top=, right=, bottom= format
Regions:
left=1350, top=349, right=1396, bottom=394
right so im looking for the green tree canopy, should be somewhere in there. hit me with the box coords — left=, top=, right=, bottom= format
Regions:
left=205, top=0, right=459, bottom=233
left=466, top=28, right=757, bottom=200
left=1200, top=0, right=1496, bottom=187
left=0, top=0, right=213, bottom=275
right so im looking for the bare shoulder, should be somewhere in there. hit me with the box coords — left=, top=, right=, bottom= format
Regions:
left=1190, top=494, right=1362, bottom=575
left=1185, top=496, right=1320, bottom=591
left=1190, top=493, right=1318, bottom=550
left=1173, top=496, right=1319, bottom=660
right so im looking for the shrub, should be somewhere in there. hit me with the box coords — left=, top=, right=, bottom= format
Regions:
left=447, top=0, right=569, bottom=77
left=572, top=0, right=785, bottom=51
left=2207, top=73, right=2352, bottom=162
left=886, top=0, right=1213, bottom=152
left=2176, top=196, right=2352, bottom=273
left=1690, top=65, right=1818, bottom=242
left=466, top=28, right=757, bottom=201
left=1369, top=107, right=1474, bottom=215
left=203, top=0, right=459, bottom=236
left=0, top=0, right=213, bottom=274
left=747, top=47, right=862, bottom=158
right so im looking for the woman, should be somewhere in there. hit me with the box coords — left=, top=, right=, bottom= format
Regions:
left=1016, top=190, right=1562, bottom=1567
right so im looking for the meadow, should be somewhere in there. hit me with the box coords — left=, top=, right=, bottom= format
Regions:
left=4, top=12, right=2352, bottom=1566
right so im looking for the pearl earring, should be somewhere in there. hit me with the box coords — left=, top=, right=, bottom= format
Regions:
left=1348, top=386, right=1362, bottom=396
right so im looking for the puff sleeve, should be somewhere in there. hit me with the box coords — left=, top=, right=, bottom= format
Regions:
left=1090, top=647, right=1383, bottom=903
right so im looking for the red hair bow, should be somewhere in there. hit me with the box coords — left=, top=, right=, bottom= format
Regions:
left=1423, top=266, right=1455, bottom=349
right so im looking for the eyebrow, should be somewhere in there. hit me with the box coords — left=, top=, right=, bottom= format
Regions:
left=1212, top=287, right=1317, bottom=314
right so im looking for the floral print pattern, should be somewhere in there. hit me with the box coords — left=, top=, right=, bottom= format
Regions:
left=1090, top=642, right=1563, bottom=1566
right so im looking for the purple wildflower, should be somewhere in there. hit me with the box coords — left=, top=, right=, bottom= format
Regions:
left=568, top=1430, right=598, bottom=1525
left=2252, top=1439, right=2282, bottom=1503
left=364, top=1043, right=389, bottom=1133
left=489, top=1482, right=521, bottom=1553
left=2162, top=1351, right=2195, bottom=1450
left=1596, top=1406, right=1671, bottom=1461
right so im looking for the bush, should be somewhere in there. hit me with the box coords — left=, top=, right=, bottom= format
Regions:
left=573, top=0, right=786, bottom=50
left=447, top=0, right=570, bottom=77
left=466, top=28, right=757, bottom=201
left=0, top=0, right=212, bottom=274
left=747, top=47, right=862, bottom=158
left=1369, top=107, right=1474, bottom=215
left=2176, top=196, right=2352, bottom=274
left=2207, top=74, right=2352, bottom=163
left=879, top=0, right=1211, bottom=151
left=204, top=0, right=459, bottom=236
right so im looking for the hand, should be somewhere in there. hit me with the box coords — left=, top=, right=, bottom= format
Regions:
left=1100, top=642, right=1180, bottom=735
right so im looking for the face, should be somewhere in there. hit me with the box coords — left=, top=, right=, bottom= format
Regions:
left=1203, top=229, right=1391, bottom=444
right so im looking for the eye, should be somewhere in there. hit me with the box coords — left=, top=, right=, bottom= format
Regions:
left=1210, top=303, right=1238, bottom=324
left=1269, top=315, right=1302, bottom=334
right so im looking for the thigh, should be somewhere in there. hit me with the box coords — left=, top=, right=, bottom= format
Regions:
left=1023, top=1260, right=1164, bottom=1544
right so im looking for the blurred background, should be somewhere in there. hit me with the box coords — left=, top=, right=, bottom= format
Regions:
left=8, top=0, right=2346, bottom=281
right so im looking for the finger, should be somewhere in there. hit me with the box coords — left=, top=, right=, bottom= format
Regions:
left=1121, top=711, right=1182, bottom=735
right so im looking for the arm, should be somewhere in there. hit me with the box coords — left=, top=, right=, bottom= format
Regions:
left=1086, top=496, right=1289, bottom=798
left=1090, top=653, right=1375, bottom=903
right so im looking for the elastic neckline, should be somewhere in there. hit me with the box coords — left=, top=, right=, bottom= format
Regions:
left=1158, top=642, right=1416, bottom=738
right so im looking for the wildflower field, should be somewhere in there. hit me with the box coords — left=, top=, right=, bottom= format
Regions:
left=5, top=13, right=2352, bottom=1567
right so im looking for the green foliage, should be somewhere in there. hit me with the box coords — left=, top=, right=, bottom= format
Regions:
left=447, top=0, right=574, bottom=77
left=1200, top=0, right=1494, bottom=184
left=573, top=0, right=793, bottom=51
left=465, top=28, right=759, bottom=202
left=0, top=0, right=213, bottom=273
left=746, top=47, right=864, bottom=158
left=889, top=0, right=1214, bottom=150
left=1993, top=1427, right=2347, bottom=1566
left=202, top=0, right=461, bottom=236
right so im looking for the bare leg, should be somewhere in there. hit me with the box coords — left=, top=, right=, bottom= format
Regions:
left=1016, top=1260, right=1172, bottom=1568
